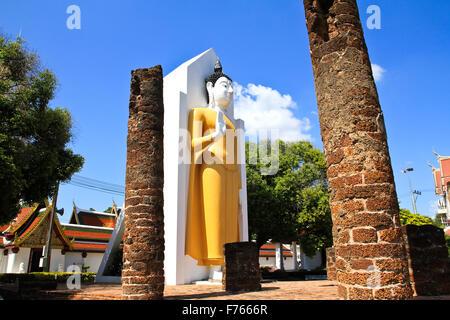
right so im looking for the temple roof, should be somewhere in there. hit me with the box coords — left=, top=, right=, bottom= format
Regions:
left=1, top=202, right=73, bottom=250
left=69, top=202, right=120, bottom=228
left=259, top=244, right=293, bottom=257
left=61, top=223, right=114, bottom=252
left=1, top=202, right=123, bottom=253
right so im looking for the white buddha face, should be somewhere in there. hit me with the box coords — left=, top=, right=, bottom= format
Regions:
left=207, top=76, right=234, bottom=111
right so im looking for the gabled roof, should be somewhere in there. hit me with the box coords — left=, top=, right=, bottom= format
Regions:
left=8, top=203, right=40, bottom=234
left=2, top=202, right=73, bottom=250
left=1, top=202, right=123, bottom=253
left=69, top=202, right=119, bottom=228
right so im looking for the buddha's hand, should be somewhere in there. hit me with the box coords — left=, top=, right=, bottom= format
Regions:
left=212, top=110, right=226, bottom=141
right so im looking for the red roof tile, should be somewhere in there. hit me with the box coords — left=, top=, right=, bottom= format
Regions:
left=9, top=206, right=37, bottom=232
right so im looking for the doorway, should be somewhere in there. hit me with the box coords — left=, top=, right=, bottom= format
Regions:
left=28, top=248, right=44, bottom=272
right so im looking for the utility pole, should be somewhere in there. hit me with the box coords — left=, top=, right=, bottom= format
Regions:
left=402, top=168, right=419, bottom=214
left=41, top=181, right=59, bottom=272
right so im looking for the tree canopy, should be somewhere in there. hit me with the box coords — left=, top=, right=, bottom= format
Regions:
left=246, top=140, right=332, bottom=256
left=0, top=35, right=84, bottom=224
left=398, top=208, right=433, bottom=226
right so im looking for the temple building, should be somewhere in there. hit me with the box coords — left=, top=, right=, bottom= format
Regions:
left=258, top=243, right=323, bottom=271
left=430, top=153, right=450, bottom=234
left=0, top=201, right=121, bottom=274
left=0, top=199, right=323, bottom=275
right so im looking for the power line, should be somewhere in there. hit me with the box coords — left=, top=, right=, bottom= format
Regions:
left=63, top=174, right=125, bottom=196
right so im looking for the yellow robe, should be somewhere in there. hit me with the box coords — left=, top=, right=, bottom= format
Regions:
left=185, top=108, right=241, bottom=266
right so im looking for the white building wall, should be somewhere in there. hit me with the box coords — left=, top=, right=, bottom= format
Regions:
left=83, top=253, right=104, bottom=273
left=6, top=248, right=30, bottom=273
left=64, top=251, right=104, bottom=273
left=259, top=256, right=276, bottom=268
left=259, top=256, right=296, bottom=271
left=64, top=252, right=84, bottom=271
left=49, top=249, right=65, bottom=272
left=0, top=252, right=8, bottom=273
left=300, top=250, right=322, bottom=270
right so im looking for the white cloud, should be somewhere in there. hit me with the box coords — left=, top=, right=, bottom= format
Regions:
left=233, top=82, right=311, bottom=142
left=371, top=63, right=386, bottom=82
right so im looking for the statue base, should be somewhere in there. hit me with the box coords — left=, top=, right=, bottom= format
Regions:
left=193, top=266, right=223, bottom=285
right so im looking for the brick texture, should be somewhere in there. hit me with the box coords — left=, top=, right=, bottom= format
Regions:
left=326, top=247, right=336, bottom=281
left=122, top=66, right=165, bottom=300
left=223, top=242, right=261, bottom=292
left=302, top=0, right=412, bottom=299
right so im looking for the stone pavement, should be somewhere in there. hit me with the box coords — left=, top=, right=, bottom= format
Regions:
left=36, top=280, right=450, bottom=300
left=39, top=280, right=339, bottom=300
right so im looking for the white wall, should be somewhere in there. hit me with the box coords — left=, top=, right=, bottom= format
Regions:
left=83, top=253, right=103, bottom=273
left=300, top=250, right=322, bottom=270
left=6, top=248, right=30, bottom=273
left=259, top=256, right=295, bottom=271
left=64, top=251, right=103, bottom=273
left=49, top=249, right=66, bottom=272
left=0, top=252, right=8, bottom=273
left=64, top=252, right=84, bottom=271
left=259, top=257, right=276, bottom=269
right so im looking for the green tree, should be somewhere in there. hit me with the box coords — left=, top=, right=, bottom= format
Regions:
left=0, top=35, right=84, bottom=224
left=432, top=214, right=444, bottom=228
left=399, top=208, right=433, bottom=226
left=297, top=187, right=332, bottom=257
left=246, top=140, right=332, bottom=255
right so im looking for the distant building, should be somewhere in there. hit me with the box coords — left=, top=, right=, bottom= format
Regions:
left=258, top=243, right=323, bottom=271
left=430, top=153, right=450, bottom=235
left=0, top=201, right=120, bottom=274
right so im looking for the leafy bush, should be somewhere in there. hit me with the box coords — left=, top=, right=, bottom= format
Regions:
left=0, top=272, right=97, bottom=284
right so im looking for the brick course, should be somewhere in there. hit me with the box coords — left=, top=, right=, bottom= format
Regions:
left=122, top=66, right=165, bottom=300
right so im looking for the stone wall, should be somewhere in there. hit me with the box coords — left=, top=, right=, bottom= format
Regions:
left=326, top=247, right=336, bottom=281
left=223, top=242, right=261, bottom=292
left=122, top=66, right=165, bottom=300
left=402, top=225, right=450, bottom=296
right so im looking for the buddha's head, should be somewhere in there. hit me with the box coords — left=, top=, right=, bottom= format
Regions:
left=205, top=58, right=233, bottom=111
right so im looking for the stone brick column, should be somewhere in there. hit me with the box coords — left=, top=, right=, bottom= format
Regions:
left=122, top=66, right=165, bottom=300
left=402, top=225, right=450, bottom=296
left=223, top=242, right=261, bottom=292
left=302, top=0, right=412, bottom=299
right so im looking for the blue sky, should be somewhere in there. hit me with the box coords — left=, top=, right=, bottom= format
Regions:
left=1, top=1, right=449, bottom=222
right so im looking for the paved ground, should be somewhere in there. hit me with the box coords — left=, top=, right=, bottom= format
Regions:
left=39, top=280, right=339, bottom=300
left=36, top=280, right=450, bottom=300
